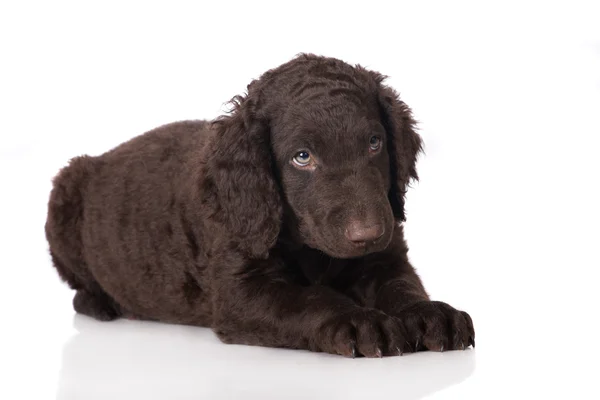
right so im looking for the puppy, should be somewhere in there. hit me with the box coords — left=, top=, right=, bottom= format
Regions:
left=46, top=54, right=474, bottom=357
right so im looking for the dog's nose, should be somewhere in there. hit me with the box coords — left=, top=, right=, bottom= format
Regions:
left=344, top=221, right=384, bottom=244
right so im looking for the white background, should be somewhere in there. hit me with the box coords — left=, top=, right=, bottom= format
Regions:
left=1, top=1, right=599, bottom=399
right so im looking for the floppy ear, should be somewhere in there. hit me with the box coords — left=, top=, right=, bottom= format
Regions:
left=375, top=80, right=423, bottom=222
left=203, top=95, right=282, bottom=259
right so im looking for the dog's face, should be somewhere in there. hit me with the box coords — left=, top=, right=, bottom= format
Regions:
left=207, top=55, right=422, bottom=260
left=272, top=100, right=395, bottom=258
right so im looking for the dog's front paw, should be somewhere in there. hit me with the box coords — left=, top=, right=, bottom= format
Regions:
left=399, top=301, right=475, bottom=352
left=316, top=309, right=410, bottom=358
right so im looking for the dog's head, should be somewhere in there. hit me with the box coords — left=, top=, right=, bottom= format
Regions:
left=205, top=54, right=422, bottom=259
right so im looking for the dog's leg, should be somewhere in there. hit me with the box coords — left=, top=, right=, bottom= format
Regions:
left=348, top=251, right=475, bottom=352
left=73, top=290, right=121, bottom=321
left=211, top=256, right=410, bottom=358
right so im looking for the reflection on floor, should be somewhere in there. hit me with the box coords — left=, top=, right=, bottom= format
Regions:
left=57, top=315, right=476, bottom=400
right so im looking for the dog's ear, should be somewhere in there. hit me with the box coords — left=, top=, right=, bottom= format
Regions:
left=203, top=95, right=282, bottom=259
left=372, top=75, right=423, bottom=222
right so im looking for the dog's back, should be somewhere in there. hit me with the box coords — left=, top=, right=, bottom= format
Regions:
left=45, top=120, right=215, bottom=324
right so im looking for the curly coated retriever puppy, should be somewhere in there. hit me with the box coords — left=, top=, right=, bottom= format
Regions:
left=46, top=54, right=474, bottom=357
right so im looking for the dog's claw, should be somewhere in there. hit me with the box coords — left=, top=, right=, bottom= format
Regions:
left=415, top=339, right=420, bottom=351
left=375, top=348, right=382, bottom=358
left=440, top=345, right=444, bottom=352
left=351, top=345, right=356, bottom=358
left=396, top=346, right=403, bottom=356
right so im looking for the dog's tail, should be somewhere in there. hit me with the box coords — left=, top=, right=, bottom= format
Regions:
left=45, top=155, right=97, bottom=289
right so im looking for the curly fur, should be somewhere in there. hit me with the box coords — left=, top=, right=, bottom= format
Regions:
left=46, top=54, right=474, bottom=357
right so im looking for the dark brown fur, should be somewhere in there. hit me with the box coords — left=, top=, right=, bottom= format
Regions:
left=46, top=54, right=474, bottom=357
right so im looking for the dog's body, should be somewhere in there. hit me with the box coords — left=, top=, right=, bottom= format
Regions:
left=46, top=121, right=216, bottom=325
left=46, top=55, right=474, bottom=357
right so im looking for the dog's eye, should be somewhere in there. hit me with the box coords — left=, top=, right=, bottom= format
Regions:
left=369, top=135, right=382, bottom=151
left=293, top=151, right=311, bottom=166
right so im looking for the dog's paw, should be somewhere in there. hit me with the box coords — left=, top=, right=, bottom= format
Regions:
left=316, top=309, right=410, bottom=357
left=399, top=301, right=475, bottom=352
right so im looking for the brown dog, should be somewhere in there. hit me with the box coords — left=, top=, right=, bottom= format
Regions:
left=46, top=54, right=474, bottom=357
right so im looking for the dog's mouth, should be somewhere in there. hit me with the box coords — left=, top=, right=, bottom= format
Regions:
left=297, top=212, right=393, bottom=259
left=310, top=231, right=392, bottom=259
left=347, top=231, right=386, bottom=248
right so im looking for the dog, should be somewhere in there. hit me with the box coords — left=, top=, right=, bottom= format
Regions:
left=46, top=54, right=474, bottom=357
